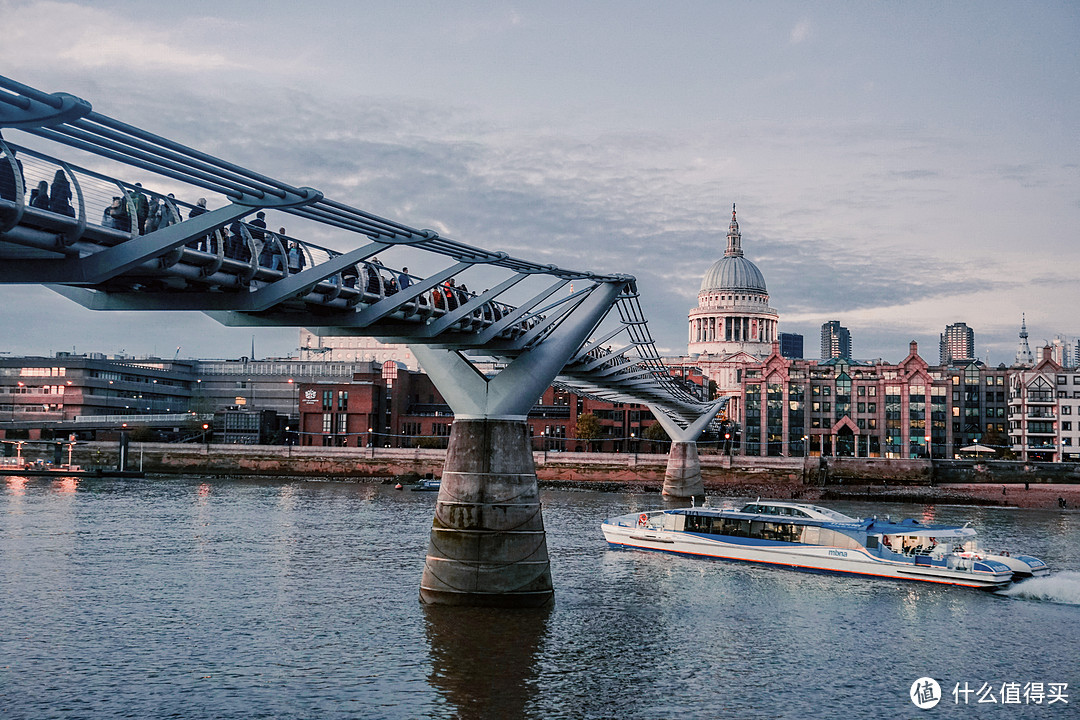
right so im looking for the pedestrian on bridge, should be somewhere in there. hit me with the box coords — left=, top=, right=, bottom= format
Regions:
left=49, top=169, right=74, bottom=217
left=0, top=140, right=24, bottom=202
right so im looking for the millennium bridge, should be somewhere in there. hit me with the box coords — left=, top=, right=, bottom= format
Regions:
left=0, top=75, right=726, bottom=607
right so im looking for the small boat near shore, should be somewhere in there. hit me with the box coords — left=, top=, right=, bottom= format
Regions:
left=411, top=477, right=441, bottom=492
left=602, top=500, right=1048, bottom=590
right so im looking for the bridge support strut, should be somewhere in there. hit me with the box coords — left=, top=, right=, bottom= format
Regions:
left=649, top=400, right=727, bottom=498
left=411, top=281, right=623, bottom=607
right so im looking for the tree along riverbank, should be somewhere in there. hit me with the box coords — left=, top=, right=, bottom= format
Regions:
left=60, top=441, right=1080, bottom=511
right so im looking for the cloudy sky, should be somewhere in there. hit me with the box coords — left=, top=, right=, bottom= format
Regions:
left=1, top=0, right=1078, bottom=364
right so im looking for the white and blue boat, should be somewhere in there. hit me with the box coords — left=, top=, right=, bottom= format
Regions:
left=411, top=477, right=442, bottom=492
left=602, top=500, right=1048, bottom=590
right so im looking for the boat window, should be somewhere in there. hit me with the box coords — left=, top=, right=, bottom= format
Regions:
left=684, top=514, right=711, bottom=533
left=866, top=535, right=879, bottom=549
left=761, top=522, right=800, bottom=542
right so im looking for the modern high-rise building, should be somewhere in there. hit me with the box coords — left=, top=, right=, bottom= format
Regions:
left=939, top=322, right=975, bottom=364
left=779, top=332, right=803, bottom=359
left=1050, top=335, right=1075, bottom=368
left=820, top=321, right=851, bottom=360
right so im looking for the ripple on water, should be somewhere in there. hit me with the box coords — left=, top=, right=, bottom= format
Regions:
left=0, top=479, right=1077, bottom=719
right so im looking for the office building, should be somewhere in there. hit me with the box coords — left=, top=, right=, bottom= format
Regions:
left=939, top=322, right=975, bottom=364
left=820, top=321, right=851, bottom=360
left=779, top=332, right=803, bottom=359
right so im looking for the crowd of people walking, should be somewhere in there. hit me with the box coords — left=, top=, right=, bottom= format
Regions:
left=2, top=144, right=510, bottom=327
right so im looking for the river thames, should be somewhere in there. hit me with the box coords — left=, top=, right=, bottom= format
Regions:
left=1, top=475, right=1077, bottom=719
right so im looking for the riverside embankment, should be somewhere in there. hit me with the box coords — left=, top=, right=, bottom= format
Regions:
left=67, top=441, right=1080, bottom=510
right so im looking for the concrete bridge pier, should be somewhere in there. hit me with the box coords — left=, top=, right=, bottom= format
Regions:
left=650, top=400, right=727, bottom=498
left=410, top=281, right=623, bottom=607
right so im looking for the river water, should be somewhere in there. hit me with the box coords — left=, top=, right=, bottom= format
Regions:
left=1, top=475, right=1077, bottom=719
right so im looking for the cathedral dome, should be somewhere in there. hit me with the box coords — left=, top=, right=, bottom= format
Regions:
left=698, top=204, right=768, bottom=294
left=699, top=255, right=767, bottom=293
left=688, top=204, right=779, bottom=362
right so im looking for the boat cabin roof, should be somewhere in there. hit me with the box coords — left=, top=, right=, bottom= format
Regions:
left=670, top=501, right=978, bottom=538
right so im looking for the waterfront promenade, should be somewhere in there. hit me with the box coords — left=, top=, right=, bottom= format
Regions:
left=65, top=441, right=1080, bottom=510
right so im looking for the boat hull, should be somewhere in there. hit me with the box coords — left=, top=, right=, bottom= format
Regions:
left=602, top=519, right=1012, bottom=590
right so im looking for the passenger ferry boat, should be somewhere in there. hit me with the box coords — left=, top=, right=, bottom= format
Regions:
left=602, top=501, right=1049, bottom=590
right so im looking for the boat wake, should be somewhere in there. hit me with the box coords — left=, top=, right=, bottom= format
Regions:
left=998, top=571, right=1080, bottom=605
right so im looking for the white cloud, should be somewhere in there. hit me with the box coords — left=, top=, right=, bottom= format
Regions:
left=790, top=19, right=812, bottom=45
left=0, top=1, right=247, bottom=73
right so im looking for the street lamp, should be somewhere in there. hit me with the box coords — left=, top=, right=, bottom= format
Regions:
left=803, top=435, right=808, bottom=458
left=368, top=426, right=373, bottom=447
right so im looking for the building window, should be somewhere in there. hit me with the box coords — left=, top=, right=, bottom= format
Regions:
left=322, top=390, right=333, bottom=411
left=1063, top=422, right=1072, bottom=431
left=338, top=390, right=348, bottom=410
left=322, top=413, right=332, bottom=433
left=1063, top=406, right=1072, bottom=415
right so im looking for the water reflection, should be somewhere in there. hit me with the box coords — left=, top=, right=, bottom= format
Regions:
left=5, top=475, right=27, bottom=496
left=52, top=476, right=79, bottom=494
left=423, top=604, right=550, bottom=719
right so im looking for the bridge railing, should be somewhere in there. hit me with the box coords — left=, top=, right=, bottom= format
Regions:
left=4, top=139, right=541, bottom=339
left=0, top=74, right=718, bottom=425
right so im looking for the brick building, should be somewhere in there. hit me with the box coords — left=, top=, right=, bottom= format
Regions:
left=296, top=363, right=664, bottom=451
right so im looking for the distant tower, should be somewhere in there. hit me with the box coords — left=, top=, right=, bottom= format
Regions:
left=1014, top=314, right=1034, bottom=366
left=939, top=322, right=975, bottom=364
left=820, top=321, right=851, bottom=360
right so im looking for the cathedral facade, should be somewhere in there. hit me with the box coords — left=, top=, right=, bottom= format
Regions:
left=688, top=205, right=779, bottom=358
left=677, top=206, right=780, bottom=410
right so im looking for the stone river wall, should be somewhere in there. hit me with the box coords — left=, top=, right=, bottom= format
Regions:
left=68, top=442, right=1080, bottom=488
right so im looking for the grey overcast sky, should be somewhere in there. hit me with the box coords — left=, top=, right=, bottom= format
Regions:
left=1, top=0, right=1078, bottom=363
